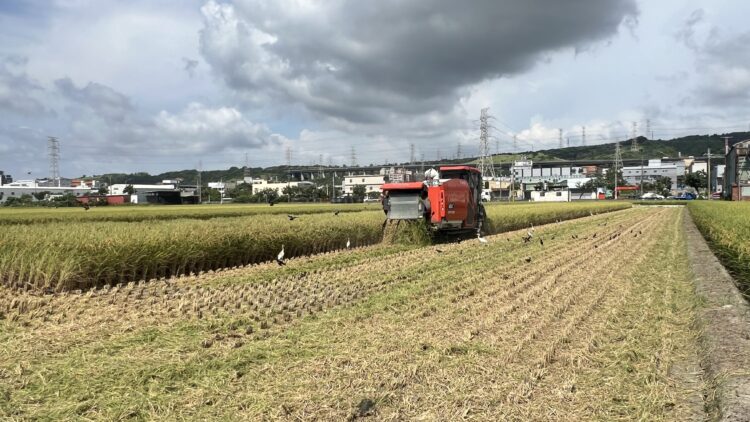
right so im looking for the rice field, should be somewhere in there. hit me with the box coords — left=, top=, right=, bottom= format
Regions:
left=0, top=202, right=379, bottom=225
left=0, top=201, right=629, bottom=292
left=688, top=201, right=750, bottom=294
left=0, top=206, right=709, bottom=420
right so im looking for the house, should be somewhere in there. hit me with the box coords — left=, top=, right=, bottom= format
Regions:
left=724, top=139, right=750, bottom=200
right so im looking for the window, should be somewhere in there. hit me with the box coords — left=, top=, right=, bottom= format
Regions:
left=539, top=191, right=545, bottom=197
left=361, top=178, right=365, bottom=182
left=556, top=192, right=562, bottom=197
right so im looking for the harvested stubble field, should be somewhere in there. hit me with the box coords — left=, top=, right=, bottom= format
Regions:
left=0, top=206, right=711, bottom=420
left=0, top=201, right=628, bottom=292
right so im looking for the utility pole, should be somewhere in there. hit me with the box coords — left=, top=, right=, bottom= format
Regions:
left=706, top=148, right=712, bottom=200
left=197, top=160, right=202, bottom=204
left=639, top=149, right=644, bottom=197
left=631, top=122, right=638, bottom=151
left=48, top=136, right=60, bottom=187
left=558, top=129, right=563, bottom=149
left=478, top=108, right=496, bottom=179
left=614, top=141, right=623, bottom=199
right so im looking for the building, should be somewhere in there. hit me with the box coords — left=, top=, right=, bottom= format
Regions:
left=0, top=179, right=94, bottom=203
left=621, top=159, right=686, bottom=190
left=341, top=174, right=385, bottom=195
left=530, top=189, right=570, bottom=202
left=712, top=164, right=725, bottom=194
left=109, top=183, right=176, bottom=195
left=250, top=179, right=315, bottom=196
left=0, top=171, right=12, bottom=185
left=724, top=139, right=750, bottom=200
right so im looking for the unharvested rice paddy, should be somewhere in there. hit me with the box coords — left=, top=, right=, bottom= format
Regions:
left=688, top=201, right=750, bottom=293
left=0, top=202, right=629, bottom=292
left=0, top=204, right=720, bottom=420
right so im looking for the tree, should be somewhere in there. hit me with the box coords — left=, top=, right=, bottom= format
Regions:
left=123, top=184, right=136, bottom=195
left=352, top=185, right=367, bottom=202
left=32, top=191, right=50, bottom=201
left=684, top=170, right=707, bottom=191
left=98, top=185, right=109, bottom=195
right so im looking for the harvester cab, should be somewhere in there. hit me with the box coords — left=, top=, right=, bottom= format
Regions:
left=381, top=166, right=485, bottom=235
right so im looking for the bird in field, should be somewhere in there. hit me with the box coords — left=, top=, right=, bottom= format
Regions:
left=478, top=235, right=488, bottom=244
left=287, top=214, right=298, bottom=221
left=551, top=235, right=555, bottom=240
left=276, top=245, right=286, bottom=266
left=525, top=256, right=532, bottom=263
left=334, top=210, right=340, bottom=216
left=346, top=238, right=351, bottom=249
left=268, top=199, right=275, bottom=206
left=436, top=248, right=444, bottom=253
left=593, top=233, right=597, bottom=238
left=539, top=237, right=544, bottom=246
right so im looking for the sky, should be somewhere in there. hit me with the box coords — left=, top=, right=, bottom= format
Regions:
left=1, top=0, right=750, bottom=178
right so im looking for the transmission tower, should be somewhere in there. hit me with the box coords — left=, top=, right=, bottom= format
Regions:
left=48, top=136, right=60, bottom=186
left=409, top=143, right=415, bottom=164
left=244, top=152, right=251, bottom=179
left=285, top=146, right=293, bottom=166
left=350, top=146, right=357, bottom=167
left=456, top=143, right=462, bottom=159
left=631, top=122, right=639, bottom=151
left=478, top=108, right=496, bottom=179
left=645, top=119, right=652, bottom=140
left=581, top=126, right=587, bottom=146
left=614, top=141, right=623, bottom=199
left=513, top=134, right=517, bottom=151
left=558, top=129, right=563, bottom=148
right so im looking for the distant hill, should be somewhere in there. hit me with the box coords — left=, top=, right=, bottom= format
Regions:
left=95, top=132, right=749, bottom=184
left=481, top=131, right=749, bottom=164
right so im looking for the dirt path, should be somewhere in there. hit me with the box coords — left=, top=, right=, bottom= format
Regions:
left=684, top=210, right=750, bottom=421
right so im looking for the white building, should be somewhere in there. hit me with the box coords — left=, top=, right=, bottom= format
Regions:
left=530, top=190, right=571, bottom=202
left=109, top=183, right=175, bottom=195
left=621, top=159, right=686, bottom=189
left=250, top=179, right=314, bottom=195
left=341, top=174, right=386, bottom=195
left=0, top=180, right=94, bottom=203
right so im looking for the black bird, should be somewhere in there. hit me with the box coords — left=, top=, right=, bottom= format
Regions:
left=593, top=233, right=597, bottom=238
left=539, top=237, right=544, bottom=246
left=436, top=248, right=444, bottom=253
left=334, top=210, right=340, bottom=216
left=551, top=235, right=555, bottom=240
left=525, top=256, right=532, bottom=263
left=287, top=214, right=298, bottom=221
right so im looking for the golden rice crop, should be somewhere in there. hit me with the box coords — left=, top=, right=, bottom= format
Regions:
left=688, top=201, right=750, bottom=292
left=0, top=201, right=630, bottom=292
left=0, top=202, right=378, bottom=225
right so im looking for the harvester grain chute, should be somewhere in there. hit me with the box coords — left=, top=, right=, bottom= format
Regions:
left=381, top=166, right=486, bottom=236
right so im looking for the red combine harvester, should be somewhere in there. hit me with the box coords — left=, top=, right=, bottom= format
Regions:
left=381, top=166, right=486, bottom=235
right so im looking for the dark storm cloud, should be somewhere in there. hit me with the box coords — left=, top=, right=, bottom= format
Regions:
left=200, top=0, right=638, bottom=125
